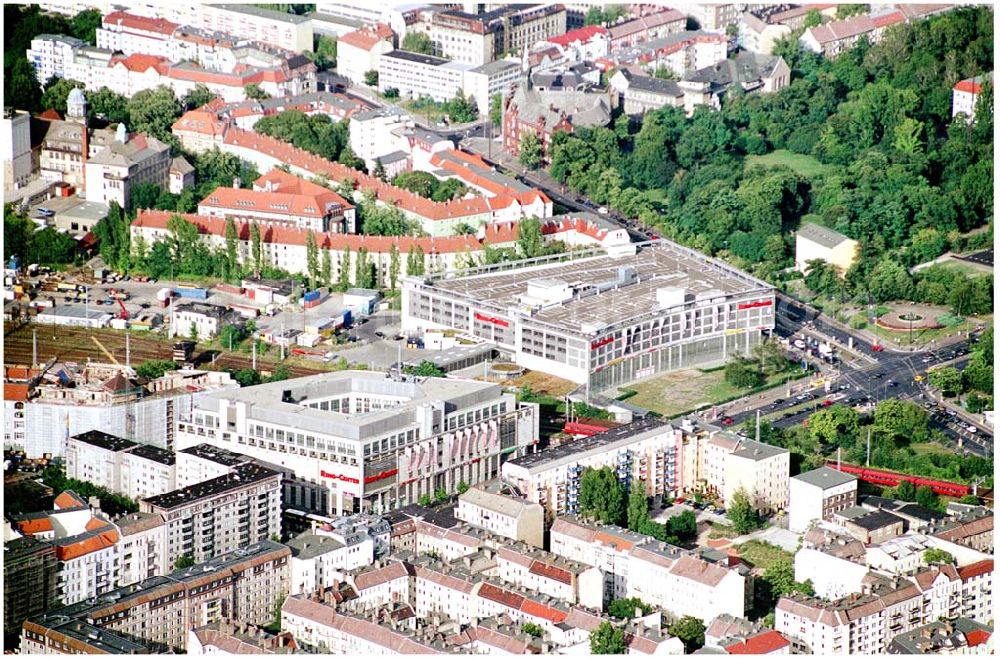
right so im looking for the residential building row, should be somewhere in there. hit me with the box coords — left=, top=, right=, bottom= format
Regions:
left=800, top=4, right=954, bottom=59
left=20, top=541, right=290, bottom=654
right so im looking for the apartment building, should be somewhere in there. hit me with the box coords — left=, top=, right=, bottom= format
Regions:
left=174, top=371, right=538, bottom=516
left=428, top=5, right=566, bottom=67
left=544, top=25, right=610, bottom=62
left=171, top=302, right=234, bottom=341
left=96, top=10, right=178, bottom=58
left=140, top=463, right=282, bottom=566
left=776, top=560, right=994, bottom=654
left=795, top=223, right=860, bottom=275
left=866, top=534, right=993, bottom=576
left=2, top=109, right=34, bottom=193
left=953, top=72, right=993, bottom=122
left=3, top=536, right=60, bottom=640
left=26, top=34, right=87, bottom=83
left=724, top=439, right=789, bottom=514
left=608, top=9, right=686, bottom=48
left=65, top=430, right=176, bottom=501
left=456, top=481, right=545, bottom=548
left=502, top=81, right=611, bottom=163
left=888, top=618, right=993, bottom=655
left=687, top=3, right=748, bottom=32
left=738, top=12, right=792, bottom=55
left=115, top=512, right=168, bottom=587
left=609, top=69, right=684, bottom=116
left=789, top=466, right=859, bottom=533
left=793, top=544, right=870, bottom=600
left=199, top=4, right=313, bottom=53
left=495, top=543, right=603, bottom=608
left=21, top=541, right=290, bottom=653
left=337, top=24, right=395, bottom=85
left=379, top=49, right=471, bottom=103
left=348, top=107, right=412, bottom=171
left=37, top=90, right=115, bottom=190
left=930, top=506, right=994, bottom=553
left=549, top=516, right=646, bottom=603
left=502, top=418, right=680, bottom=520
left=288, top=532, right=375, bottom=596
left=188, top=620, right=301, bottom=654
left=800, top=11, right=905, bottom=58
left=464, top=59, right=524, bottom=113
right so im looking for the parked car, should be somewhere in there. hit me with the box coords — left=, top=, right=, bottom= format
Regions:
left=872, top=344, right=885, bottom=352
left=721, top=416, right=734, bottom=426
left=36, top=207, right=54, bottom=217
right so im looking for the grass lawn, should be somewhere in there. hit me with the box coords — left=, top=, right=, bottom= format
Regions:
left=745, top=150, right=836, bottom=179
left=401, top=99, right=447, bottom=124
left=931, top=259, right=993, bottom=277
left=871, top=314, right=992, bottom=347
left=735, top=540, right=794, bottom=570
left=624, top=367, right=807, bottom=418
left=911, top=442, right=956, bottom=457
left=708, top=522, right=738, bottom=540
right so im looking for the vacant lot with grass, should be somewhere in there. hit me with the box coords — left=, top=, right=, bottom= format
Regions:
left=745, top=150, right=836, bottom=179
left=624, top=367, right=806, bottom=418
left=735, top=540, right=794, bottom=570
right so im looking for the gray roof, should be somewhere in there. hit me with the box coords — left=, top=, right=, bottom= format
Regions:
left=684, top=51, right=784, bottom=88
left=384, top=49, right=449, bottom=67
left=287, top=532, right=345, bottom=558
left=470, top=59, right=521, bottom=76
left=847, top=510, right=905, bottom=531
left=38, top=305, right=113, bottom=321
left=459, top=485, right=535, bottom=519
left=618, top=69, right=682, bottom=97
left=34, top=33, right=87, bottom=47
left=730, top=438, right=788, bottom=462
left=212, top=4, right=311, bottom=24
left=87, top=132, right=170, bottom=168
left=509, top=83, right=610, bottom=130
left=531, top=70, right=589, bottom=91
left=170, top=156, right=194, bottom=175
left=888, top=617, right=992, bottom=654
left=57, top=200, right=108, bottom=222
left=796, top=223, right=852, bottom=249
left=792, top=466, right=858, bottom=489
left=507, top=416, right=667, bottom=473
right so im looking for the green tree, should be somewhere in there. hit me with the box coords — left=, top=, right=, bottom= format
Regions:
left=220, top=324, right=247, bottom=351
left=579, top=467, right=626, bottom=526
left=892, top=117, right=924, bottom=155
left=321, top=249, right=332, bottom=287
left=393, top=171, right=438, bottom=198
left=405, top=361, right=445, bottom=377
left=173, top=554, right=196, bottom=570
left=418, top=493, right=433, bottom=506
left=8, top=57, right=42, bottom=113
left=337, top=246, right=353, bottom=289
left=127, top=86, right=182, bottom=145
left=244, top=83, right=270, bottom=100
left=895, top=479, right=916, bottom=502
left=667, top=509, right=698, bottom=540
left=923, top=548, right=955, bottom=565
left=874, top=400, right=929, bottom=442
left=727, top=489, right=760, bottom=534
left=518, top=131, right=543, bottom=169
left=27, top=228, right=78, bottom=266
left=590, top=621, right=626, bottom=655
left=232, top=368, right=262, bottom=387
left=627, top=482, right=649, bottom=532
left=402, top=31, right=434, bottom=55
left=836, top=3, right=867, bottom=18
left=134, top=360, right=178, bottom=379
left=958, top=495, right=981, bottom=505
left=608, top=598, right=652, bottom=619
left=4, top=206, right=33, bottom=263
left=41, top=77, right=84, bottom=116
left=434, top=488, right=449, bottom=503
left=516, top=217, right=544, bottom=259
left=388, top=244, right=400, bottom=290
left=725, top=355, right=763, bottom=389
left=87, top=87, right=129, bottom=123
left=803, top=8, right=822, bottom=27
left=456, top=480, right=469, bottom=495
left=490, top=93, right=503, bottom=126
left=224, top=216, right=239, bottom=281
left=915, top=485, right=941, bottom=511
left=431, top=179, right=467, bottom=202
left=407, top=245, right=425, bottom=276
left=364, top=70, right=379, bottom=87
left=355, top=247, right=373, bottom=288
left=71, top=8, right=102, bottom=44
left=250, top=221, right=263, bottom=276
left=522, top=622, right=543, bottom=638
left=752, top=338, right=789, bottom=375
left=809, top=404, right=860, bottom=448
left=305, top=230, right=319, bottom=289
left=804, top=259, right=841, bottom=296
left=181, top=83, right=215, bottom=109
left=928, top=367, right=962, bottom=398
left=189, top=322, right=199, bottom=342
left=313, top=34, right=337, bottom=70
left=668, top=616, right=705, bottom=653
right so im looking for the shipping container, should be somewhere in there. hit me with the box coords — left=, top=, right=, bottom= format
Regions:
left=156, top=288, right=173, bottom=301
left=228, top=303, right=260, bottom=319
left=215, top=283, right=244, bottom=295
left=174, top=286, right=208, bottom=300
left=303, top=290, right=320, bottom=302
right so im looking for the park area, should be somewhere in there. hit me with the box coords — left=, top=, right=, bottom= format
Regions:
left=744, top=150, right=836, bottom=180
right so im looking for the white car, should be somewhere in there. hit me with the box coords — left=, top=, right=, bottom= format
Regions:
left=966, top=424, right=978, bottom=433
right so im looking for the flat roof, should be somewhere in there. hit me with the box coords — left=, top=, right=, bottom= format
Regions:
left=793, top=466, right=857, bottom=489
left=286, top=532, right=345, bottom=559
left=384, top=49, right=450, bottom=66
left=191, top=370, right=500, bottom=441
left=731, top=438, right=788, bottom=462
left=179, top=443, right=252, bottom=466
left=142, top=463, right=278, bottom=510
left=56, top=199, right=108, bottom=221
left=127, top=444, right=175, bottom=466
left=39, top=305, right=113, bottom=320
left=175, top=302, right=229, bottom=319
left=212, top=4, right=311, bottom=23
left=507, top=416, right=668, bottom=473
left=797, top=222, right=851, bottom=249
left=402, top=342, right=496, bottom=369
left=71, top=429, right=138, bottom=453
left=848, top=510, right=905, bottom=531
left=424, top=241, right=771, bottom=335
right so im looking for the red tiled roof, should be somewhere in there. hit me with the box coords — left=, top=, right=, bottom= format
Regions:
left=133, top=209, right=481, bottom=254
left=54, top=491, right=87, bottom=510
left=478, top=583, right=525, bottom=610
left=199, top=187, right=344, bottom=220
left=594, top=530, right=633, bottom=551
left=172, top=109, right=230, bottom=137
left=339, top=24, right=393, bottom=51
left=955, top=78, right=989, bottom=94
left=871, top=11, right=905, bottom=28
left=4, top=383, right=29, bottom=401
left=38, top=108, right=63, bottom=121
left=520, top=598, right=568, bottom=623
left=958, top=559, right=993, bottom=581
left=723, top=630, right=791, bottom=655
left=16, top=517, right=53, bottom=535
left=103, top=10, right=178, bottom=36
left=529, top=560, right=574, bottom=585
left=255, top=169, right=354, bottom=209
left=85, top=517, right=110, bottom=532
left=547, top=25, right=608, bottom=47
left=429, top=149, right=551, bottom=205
left=5, top=367, right=36, bottom=381
left=965, top=629, right=991, bottom=647
left=55, top=529, right=120, bottom=561
left=110, top=53, right=170, bottom=74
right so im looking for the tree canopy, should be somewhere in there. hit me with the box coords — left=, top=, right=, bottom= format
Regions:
left=578, top=467, right=626, bottom=526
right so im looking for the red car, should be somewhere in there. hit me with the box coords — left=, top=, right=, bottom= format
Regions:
left=721, top=416, right=734, bottom=426
left=871, top=344, right=885, bottom=352
left=821, top=399, right=834, bottom=407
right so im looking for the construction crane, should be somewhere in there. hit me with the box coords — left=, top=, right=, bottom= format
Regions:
left=116, top=297, right=129, bottom=320
left=91, top=336, right=120, bottom=366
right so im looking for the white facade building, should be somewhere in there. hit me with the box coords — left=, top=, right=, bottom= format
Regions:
left=628, top=547, right=749, bottom=622
left=65, top=430, right=177, bottom=501
left=83, top=126, right=172, bottom=209
left=199, top=4, right=313, bottom=53
left=789, top=467, right=859, bottom=533
left=171, top=302, right=231, bottom=340
left=27, top=34, right=87, bottom=84
left=378, top=50, right=471, bottom=103
left=456, top=482, right=545, bottom=548
left=114, top=512, right=168, bottom=586
left=176, top=371, right=539, bottom=516
left=2, top=109, right=34, bottom=192
left=288, top=532, right=374, bottom=596
left=793, top=546, right=869, bottom=600
left=336, top=24, right=395, bottom=86
left=952, top=72, right=993, bottom=122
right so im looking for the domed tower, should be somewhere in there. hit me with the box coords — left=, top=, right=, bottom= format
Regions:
left=66, top=87, right=88, bottom=124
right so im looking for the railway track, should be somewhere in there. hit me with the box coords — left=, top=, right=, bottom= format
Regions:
left=3, top=324, right=326, bottom=377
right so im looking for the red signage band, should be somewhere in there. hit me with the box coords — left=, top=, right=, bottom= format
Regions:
left=738, top=300, right=773, bottom=310
left=475, top=312, right=509, bottom=328
left=364, top=469, right=398, bottom=485
left=590, top=336, right=614, bottom=350
left=320, top=470, right=360, bottom=484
